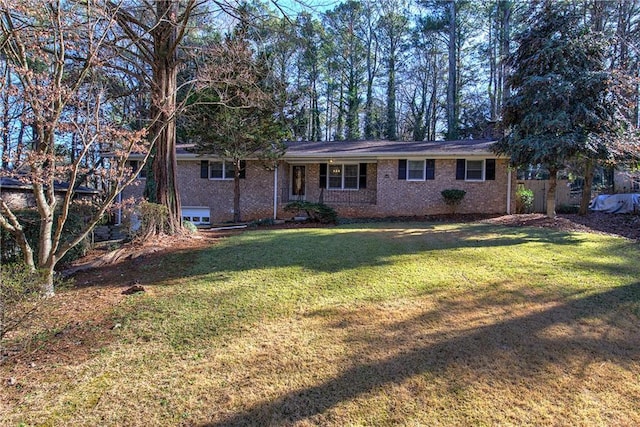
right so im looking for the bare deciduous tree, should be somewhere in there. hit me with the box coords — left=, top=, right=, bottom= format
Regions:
left=0, top=0, right=151, bottom=295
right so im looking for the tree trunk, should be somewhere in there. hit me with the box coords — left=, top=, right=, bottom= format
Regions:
left=386, top=53, right=397, bottom=140
left=325, top=77, right=333, bottom=141
left=311, top=76, right=320, bottom=141
left=546, top=168, right=558, bottom=218
left=346, top=68, right=359, bottom=140
left=429, top=54, right=438, bottom=140
left=15, top=230, right=35, bottom=271
left=1, top=64, right=10, bottom=169
left=412, top=90, right=426, bottom=142
left=0, top=295, right=4, bottom=362
left=0, top=199, right=36, bottom=271
left=37, top=211, right=55, bottom=264
left=579, top=158, right=595, bottom=216
left=499, top=0, right=511, bottom=108
left=488, top=14, right=497, bottom=121
left=365, top=78, right=374, bottom=139
left=15, top=121, right=25, bottom=163
left=33, top=168, right=56, bottom=295
left=41, top=260, right=56, bottom=298
left=336, top=83, right=344, bottom=140
left=446, top=0, right=458, bottom=140
left=150, top=98, right=181, bottom=234
left=149, top=0, right=182, bottom=234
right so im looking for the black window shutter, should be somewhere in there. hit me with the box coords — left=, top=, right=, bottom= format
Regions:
left=398, top=159, right=407, bottom=180
left=456, top=159, right=465, bottom=180
left=239, top=160, right=246, bottom=179
left=426, top=159, right=435, bottom=180
left=200, top=160, right=209, bottom=179
left=486, top=159, right=496, bottom=180
left=319, top=163, right=327, bottom=188
left=130, top=160, right=138, bottom=171
left=359, top=163, right=367, bottom=188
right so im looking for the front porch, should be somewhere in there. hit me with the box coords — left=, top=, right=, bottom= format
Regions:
left=280, top=161, right=378, bottom=208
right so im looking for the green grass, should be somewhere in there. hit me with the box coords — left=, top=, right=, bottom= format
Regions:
left=120, top=223, right=636, bottom=348
left=3, top=222, right=640, bottom=426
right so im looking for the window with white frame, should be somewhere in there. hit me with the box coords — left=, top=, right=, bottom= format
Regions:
left=456, top=159, right=496, bottom=181
left=408, top=160, right=426, bottom=180
left=327, top=164, right=359, bottom=190
left=344, top=164, right=359, bottom=188
left=200, top=160, right=246, bottom=180
left=209, top=161, right=234, bottom=180
left=182, top=207, right=211, bottom=225
left=465, top=160, right=484, bottom=181
left=398, top=159, right=435, bottom=181
left=328, top=164, right=342, bottom=188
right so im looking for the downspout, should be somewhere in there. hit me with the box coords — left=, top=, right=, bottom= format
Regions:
left=117, top=191, right=122, bottom=225
left=506, top=166, right=512, bottom=214
left=273, top=164, right=278, bottom=220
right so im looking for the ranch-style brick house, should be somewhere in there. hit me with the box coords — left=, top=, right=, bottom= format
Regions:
left=123, top=139, right=516, bottom=224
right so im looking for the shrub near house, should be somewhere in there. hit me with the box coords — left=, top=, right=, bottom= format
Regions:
left=441, top=189, right=466, bottom=215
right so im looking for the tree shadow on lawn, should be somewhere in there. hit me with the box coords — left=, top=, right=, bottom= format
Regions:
left=569, top=239, right=640, bottom=278
left=70, top=223, right=603, bottom=291
left=114, top=223, right=591, bottom=286
left=202, top=282, right=640, bottom=426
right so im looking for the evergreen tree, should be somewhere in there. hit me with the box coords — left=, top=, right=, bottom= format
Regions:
left=108, top=0, right=203, bottom=235
left=494, top=0, right=638, bottom=218
left=184, top=27, right=289, bottom=222
left=324, top=1, right=365, bottom=140
left=378, top=1, right=410, bottom=141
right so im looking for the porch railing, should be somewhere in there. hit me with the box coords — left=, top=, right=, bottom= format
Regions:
left=282, top=188, right=377, bottom=206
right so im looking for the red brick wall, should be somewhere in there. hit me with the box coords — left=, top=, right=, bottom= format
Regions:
left=1, top=191, right=34, bottom=209
left=1, top=191, right=98, bottom=211
left=178, top=160, right=276, bottom=223
left=371, top=159, right=514, bottom=217
left=277, top=159, right=514, bottom=219
left=123, top=157, right=515, bottom=222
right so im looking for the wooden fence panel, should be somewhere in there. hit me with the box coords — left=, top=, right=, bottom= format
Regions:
left=518, top=180, right=574, bottom=213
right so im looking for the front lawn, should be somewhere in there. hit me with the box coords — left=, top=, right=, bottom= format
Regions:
left=2, top=222, right=640, bottom=426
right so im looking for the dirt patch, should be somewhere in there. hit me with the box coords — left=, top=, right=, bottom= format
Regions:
left=1, top=232, right=227, bottom=369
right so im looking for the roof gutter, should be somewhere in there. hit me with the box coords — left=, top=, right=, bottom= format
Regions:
left=169, top=152, right=507, bottom=162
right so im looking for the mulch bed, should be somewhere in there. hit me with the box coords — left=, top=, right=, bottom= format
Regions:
left=484, top=212, right=640, bottom=241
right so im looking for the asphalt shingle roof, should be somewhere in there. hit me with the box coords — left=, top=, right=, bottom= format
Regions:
left=174, top=139, right=499, bottom=160
left=0, top=177, right=99, bottom=194
left=283, top=139, right=497, bottom=158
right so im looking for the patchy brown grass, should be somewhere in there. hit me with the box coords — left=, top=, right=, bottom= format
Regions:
left=198, top=287, right=639, bottom=426
left=1, top=216, right=639, bottom=426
